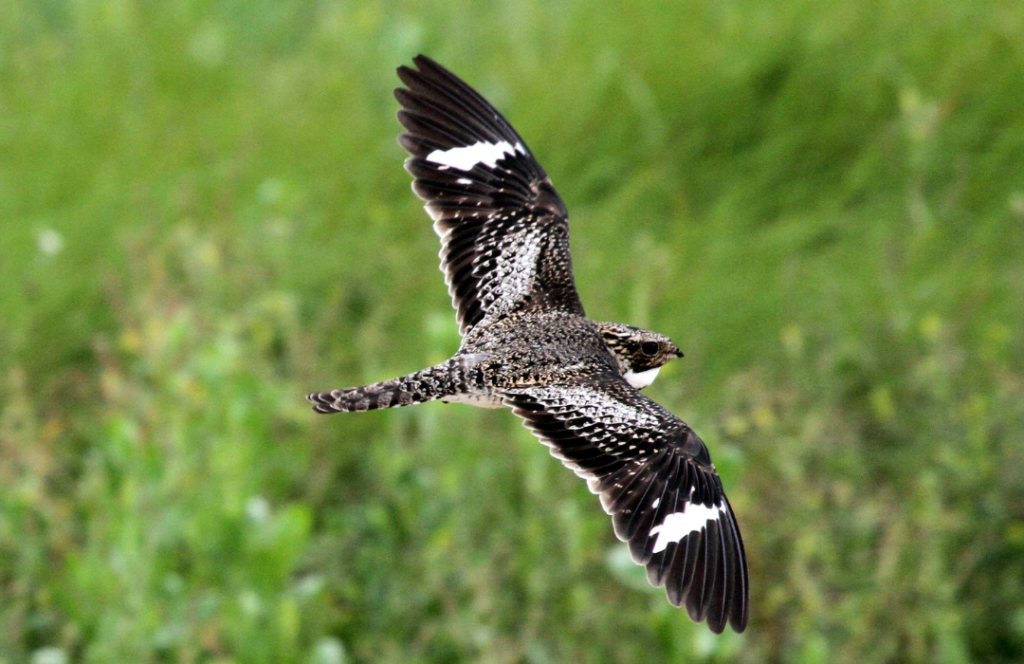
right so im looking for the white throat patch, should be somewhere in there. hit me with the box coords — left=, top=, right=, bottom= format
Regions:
left=624, top=366, right=661, bottom=389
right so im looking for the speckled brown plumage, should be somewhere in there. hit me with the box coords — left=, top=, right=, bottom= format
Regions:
left=306, top=55, right=749, bottom=634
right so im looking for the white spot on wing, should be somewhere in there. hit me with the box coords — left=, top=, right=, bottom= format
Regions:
left=624, top=366, right=661, bottom=389
left=426, top=140, right=523, bottom=171
left=650, top=502, right=725, bottom=554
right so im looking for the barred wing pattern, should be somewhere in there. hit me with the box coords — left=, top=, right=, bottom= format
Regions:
left=503, top=377, right=749, bottom=634
left=395, top=55, right=584, bottom=335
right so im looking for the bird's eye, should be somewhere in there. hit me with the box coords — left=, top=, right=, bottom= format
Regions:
left=640, top=341, right=659, bottom=356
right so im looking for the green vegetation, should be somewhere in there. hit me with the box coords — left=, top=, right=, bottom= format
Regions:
left=2, top=1, right=1023, bottom=662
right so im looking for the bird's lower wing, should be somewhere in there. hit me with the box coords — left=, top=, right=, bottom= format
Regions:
left=502, top=376, right=749, bottom=634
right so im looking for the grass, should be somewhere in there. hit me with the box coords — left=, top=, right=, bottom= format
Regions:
left=1, top=0, right=1023, bottom=662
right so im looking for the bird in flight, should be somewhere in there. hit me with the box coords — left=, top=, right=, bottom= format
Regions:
left=308, top=55, right=749, bottom=634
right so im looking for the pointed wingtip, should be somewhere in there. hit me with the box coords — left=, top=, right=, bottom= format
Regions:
left=398, top=54, right=443, bottom=78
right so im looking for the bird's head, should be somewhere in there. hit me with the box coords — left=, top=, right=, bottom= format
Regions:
left=594, top=321, right=684, bottom=389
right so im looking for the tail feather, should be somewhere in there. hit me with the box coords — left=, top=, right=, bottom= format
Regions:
left=307, top=359, right=471, bottom=414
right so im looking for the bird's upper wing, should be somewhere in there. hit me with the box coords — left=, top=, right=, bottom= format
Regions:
left=502, top=375, right=749, bottom=634
left=395, top=55, right=584, bottom=336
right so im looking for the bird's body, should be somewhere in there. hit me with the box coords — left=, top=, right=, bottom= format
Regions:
left=308, top=56, right=749, bottom=634
left=315, top=313, right=676, bottom=411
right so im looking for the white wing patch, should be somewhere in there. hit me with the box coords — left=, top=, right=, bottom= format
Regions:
left=650, top=501, right=726, bottom=554
left=426, top=140, right=524, bottom=171
left=624, top=366, right=661, bottom=389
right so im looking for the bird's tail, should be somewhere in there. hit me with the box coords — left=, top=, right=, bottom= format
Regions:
left=307, top=357, right=477, bottom=414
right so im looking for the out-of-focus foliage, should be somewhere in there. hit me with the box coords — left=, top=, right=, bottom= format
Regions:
left=1, top=0, right=1022, bottom=662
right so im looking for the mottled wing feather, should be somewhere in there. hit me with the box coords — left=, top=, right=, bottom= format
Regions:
left=395, top=55, right=584, bottom=335
left=503, top=376, right=749, bottom=634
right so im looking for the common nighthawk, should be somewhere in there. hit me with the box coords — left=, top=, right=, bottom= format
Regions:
left=308, top=55, right=749, bottom=633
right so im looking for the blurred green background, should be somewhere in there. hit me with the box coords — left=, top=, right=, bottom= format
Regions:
left=2, top=0, right=1023, bottom=662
